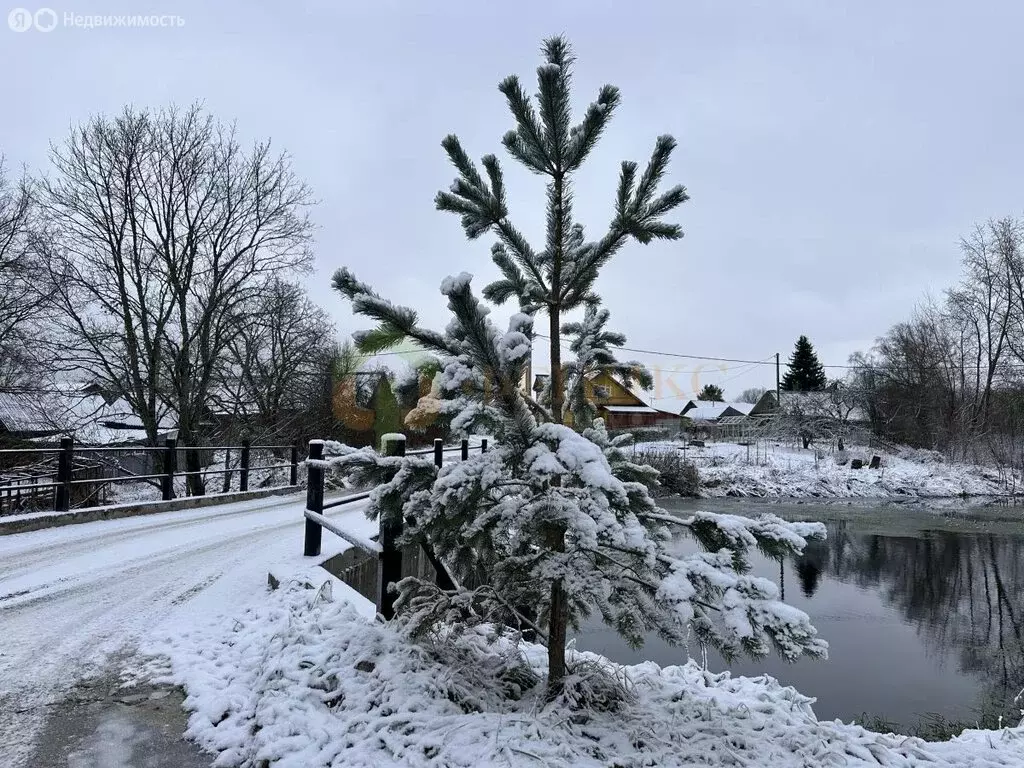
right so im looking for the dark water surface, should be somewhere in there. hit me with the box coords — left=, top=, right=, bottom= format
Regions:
left=574, top=499, right=1024, bottom=730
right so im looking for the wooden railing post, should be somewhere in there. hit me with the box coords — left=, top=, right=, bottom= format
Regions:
left=481, top=438, right=488, bottom=453
left=303, top=441, right=325, bottom=556
left=161, top=437, right=177, bottom=501
left=378, top=434, right=406, bottom=619
left=239, top=438, right=251, bottom=492
left=433, top=438, right=443, bottom=469
left=461, top=438, right=469, bottom=461
left=54, top=436, right=74, bottom=512
left=290, top=442, right=299, bottom=486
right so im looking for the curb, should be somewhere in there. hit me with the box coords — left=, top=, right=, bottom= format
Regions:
left=0, top=486, right=302, bottom=536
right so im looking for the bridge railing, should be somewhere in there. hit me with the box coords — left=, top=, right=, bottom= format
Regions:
left=0, top=438, right=301, bottom=516
left=303, top=435, right=488, bottom=618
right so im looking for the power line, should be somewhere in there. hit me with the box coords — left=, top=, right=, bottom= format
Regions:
left=533, top=332, right=1024, bottom=373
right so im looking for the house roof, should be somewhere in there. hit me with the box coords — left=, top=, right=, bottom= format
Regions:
left=750, top=390, right=869, bottom=422
left=642, top=394, right=693, bottom=416
left=62, top=393, right=176, bottom=444
left=2, top=388, right=176, bottom=445
left=684, top=402, right=740, bottom=422
left=0, top=392, right=62, bottom=434
left=601, top=405, right=660, bottom=414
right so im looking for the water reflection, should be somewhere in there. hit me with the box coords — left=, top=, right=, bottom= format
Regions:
left=576, top=505, right=1024, bottom=729
left=795, top=539, right=828, bottom=597
left=825, top=523, right=1024, bottom=721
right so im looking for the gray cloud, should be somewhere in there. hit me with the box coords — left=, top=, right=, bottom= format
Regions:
left=2, top=0, right=1021, bottom=398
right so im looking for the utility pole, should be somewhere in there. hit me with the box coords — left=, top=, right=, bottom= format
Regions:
left=775, top=352, right=781, bottom=407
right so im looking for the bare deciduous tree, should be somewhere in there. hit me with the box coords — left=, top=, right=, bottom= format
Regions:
left=38, top=105, right=314, bottom=495
left=213, top=278, right=333, bottom=443
left=0, top=157, right=43, bottom=388
left=738, top=386, right=767, bottom=405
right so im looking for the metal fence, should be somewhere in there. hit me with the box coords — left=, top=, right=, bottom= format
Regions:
left=302, top=436, right=487, bottom=619
left=0, top=437, right=300, bottom=516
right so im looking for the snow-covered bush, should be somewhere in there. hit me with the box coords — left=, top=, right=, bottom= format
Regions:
left=896, top=446, right=946, bottom=465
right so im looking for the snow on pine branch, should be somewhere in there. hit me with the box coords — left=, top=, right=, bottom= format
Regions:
left=642, top=510, right=826, bottom=557
left=334, top=268, right=828, bottom=678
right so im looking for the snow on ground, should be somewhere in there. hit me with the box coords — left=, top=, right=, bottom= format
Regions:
left=0, top=491, right=373, bottom=768
left=147, top=579, right=1024, bottom=768
left=635, top=440, right=1018, bottom=499
left=5, top=450, right=1020, bottom=767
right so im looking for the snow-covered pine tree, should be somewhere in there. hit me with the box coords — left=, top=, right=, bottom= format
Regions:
left=562, top=304, right=652, bottom=429
left=434, top=36, right=688, bottom=686
left=331, top=269, right=828, bottom=702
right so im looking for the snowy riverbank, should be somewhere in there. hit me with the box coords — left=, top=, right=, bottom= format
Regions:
left=145, top=579, right=1024, bottom=768
left=634, top=440, right=1020, bottom=499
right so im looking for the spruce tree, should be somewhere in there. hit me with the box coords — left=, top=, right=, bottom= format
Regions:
left=433, top=36, right=687, bottom=687
left=698, top=384, right=724, bottom=402
left=781, top=335, right=827, bottom=392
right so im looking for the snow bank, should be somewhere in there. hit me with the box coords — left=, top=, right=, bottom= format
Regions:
left=147, top=580, right=1023, bottom=768
left=636, top=441, right=1017, bottom=499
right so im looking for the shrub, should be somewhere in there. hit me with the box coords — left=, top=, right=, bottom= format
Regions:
left=633, top=449, right=699, bottom=496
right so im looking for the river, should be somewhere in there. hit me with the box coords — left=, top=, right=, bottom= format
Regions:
left=575, top=498, right=1024, bottom=732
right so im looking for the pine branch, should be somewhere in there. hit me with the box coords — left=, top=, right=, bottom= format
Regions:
left=484, top=243, right=532, bottom=307
left=494, top=218, right=550, bottom=296
left=434, top=136, right=507, bottom=239
left=544, top=178, right=574, bottom=273
left=497, top=76, right=551, bottom=175
left=536, top=37, right=574, bottom=170
left=567, top=85, right=621, bottom=170
left=630, top=135, right=676, bottom=211
left=332, top=267, right=453, bottom=355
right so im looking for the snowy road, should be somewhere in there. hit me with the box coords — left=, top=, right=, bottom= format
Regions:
left=0, top=493, right=372, bottom=768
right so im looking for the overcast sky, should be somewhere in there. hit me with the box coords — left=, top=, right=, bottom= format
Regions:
left=3, top=0, right=1023, bottom=402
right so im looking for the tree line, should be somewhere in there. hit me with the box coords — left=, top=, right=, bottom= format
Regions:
left=0, top=106, right=350, bottom=493
left=849, top=217, right=1024, bottom=466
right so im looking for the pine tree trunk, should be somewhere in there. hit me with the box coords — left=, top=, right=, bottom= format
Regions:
left=549, top=307, right=564, bottom=425
left=546, top=306, right=568, bottom=696
left=545, top=172, right=568, bottom=696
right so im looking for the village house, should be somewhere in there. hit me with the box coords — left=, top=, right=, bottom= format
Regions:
left=748, top=388, right=870, bottom=446
left=0, top=386, right=176, bottom=447
left=531, top=371, right=673, bottom=430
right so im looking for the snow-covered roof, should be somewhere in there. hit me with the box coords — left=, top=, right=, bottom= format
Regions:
left=63, top=393, right=176, bottom=445
left=643, top=394, right=692, bottom=416
left=12, top=390, right=177, bottom=445
left=752, top=390, right=869, bottom=423
left=601, top=405, right=660, bottom=414
left=685, top=403, right=734, bottom=422
left=0, top=392, right=63, bottom=434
